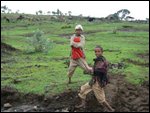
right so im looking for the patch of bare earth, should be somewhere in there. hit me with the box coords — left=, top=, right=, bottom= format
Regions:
left=1, top=42, right=20, bottom=64
left=1, top=75, right=149, bottom=112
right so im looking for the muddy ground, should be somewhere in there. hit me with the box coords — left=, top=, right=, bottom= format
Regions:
left=1, top=75, right=149, bottom=112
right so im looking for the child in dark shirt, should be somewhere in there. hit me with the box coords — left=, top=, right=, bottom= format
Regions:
left=76, top=45, right=114, bottom=112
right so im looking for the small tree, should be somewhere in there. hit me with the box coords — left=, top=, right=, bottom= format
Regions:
left=1, top=5, right=7, bottom=13
left=56, top=9, right=60, bottom=16
left=36, top=11, right=38, bottom=15
left=68, top=11, right=72, bottom=16
left=52, top=11, right=56, bottom=15
left=28, top=29, right=53, bottom=53
left=47, top=11, right=51, bottom=15
left=68, top=11, right=72, bottom=19
left=78, top=14, right=83, bottom=20
left=37, top=10, right=43, bottom=15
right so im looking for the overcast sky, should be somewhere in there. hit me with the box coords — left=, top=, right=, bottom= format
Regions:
left=1, top=1, right=149, bottom=20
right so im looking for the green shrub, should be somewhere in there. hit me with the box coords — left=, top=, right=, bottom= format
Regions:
left=112, top=27, right=117, bottom=34
left=28, top=29, right=53, bottom=53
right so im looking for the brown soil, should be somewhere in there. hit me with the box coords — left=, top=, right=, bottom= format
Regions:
left=1, top=42, right=19, bottom=64
left=1, top=75, right=149, bottom=112
left=19, top=33, right=34, bottom=37
left=137, top=52, right=149, bottom=61
left=123, top=58, right=149, bottom=67
left=1, top=42, right=18, bottom=52
left=1, top=42, right=19, bottom=61
left=117, top=27, right=149, bottom=32
left=59, top=29, right=107, bottom=38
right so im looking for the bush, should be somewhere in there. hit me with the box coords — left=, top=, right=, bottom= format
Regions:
left=112, top=27, right=117, bottom=34
left=28, top=29, right=53, bottom=53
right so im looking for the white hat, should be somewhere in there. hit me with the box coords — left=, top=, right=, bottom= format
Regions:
left=75, top=24, right=83, bottom=31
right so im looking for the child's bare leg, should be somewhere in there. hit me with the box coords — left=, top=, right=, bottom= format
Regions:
left=68, top=77, right=71, bottom=84
left=67, top=65, right=76, bottom=84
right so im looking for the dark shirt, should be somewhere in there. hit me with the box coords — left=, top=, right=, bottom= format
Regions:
left=89, top=56, right=109, bottom=87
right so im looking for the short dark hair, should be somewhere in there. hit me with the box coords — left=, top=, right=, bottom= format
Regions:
left=95, top=45, right=103, bottom=52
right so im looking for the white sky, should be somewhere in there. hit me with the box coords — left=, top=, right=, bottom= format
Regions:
left=1, top=1, right=149, bottom=20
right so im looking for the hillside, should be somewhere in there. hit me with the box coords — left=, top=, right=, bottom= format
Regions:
left=1, top=13, right=149, bottom=112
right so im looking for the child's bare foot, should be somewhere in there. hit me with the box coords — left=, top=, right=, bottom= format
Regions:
left=111, top=108, right=115, bottom=112
left=75, top=99, right=86, bottom=109
left=75, top=103, right=85, bottom=109
left=103, top=107, right=115, bottom=112
left=102, top=101, right=115, bottom=112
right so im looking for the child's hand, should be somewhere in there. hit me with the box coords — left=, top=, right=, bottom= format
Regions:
left=83, top=67, right=93, bottom=75
left=88, top=67, right=93, bottom=74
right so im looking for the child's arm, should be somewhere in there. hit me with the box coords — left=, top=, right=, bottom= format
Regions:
left=70, top=35, right=85, bottom=48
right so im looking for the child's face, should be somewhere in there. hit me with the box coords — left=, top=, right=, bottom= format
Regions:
left=94, top=48, right=103, bottom=57
left=75, top=29, right=82, bottom=36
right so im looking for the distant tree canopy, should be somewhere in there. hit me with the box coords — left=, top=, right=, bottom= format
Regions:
left=47, top=11, right=51, bottom=15
left=2, top=7, right=148, bottom=23
left=1, top=5, right=12, bottom=13
left=106, top=9, right=131, bottom=21
left=35, top=10, right=43, bottom=15
left=117, top=9, right=130, bottom=20
left=1, top=5, right=7, bottom=13
left=56, top=9, right=62, bottom=16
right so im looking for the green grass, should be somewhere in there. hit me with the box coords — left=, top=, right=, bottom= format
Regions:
left=1, top=13, right=149, bottom=95
left=124, top=64, right=149, bottom=84
left=1, top=51, right=91, bottom=94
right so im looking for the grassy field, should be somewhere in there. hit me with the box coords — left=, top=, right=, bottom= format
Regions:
left=1, top=14, right=149, bottom=95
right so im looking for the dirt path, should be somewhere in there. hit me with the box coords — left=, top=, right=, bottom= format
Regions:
left=1, top=75, right=149, bottom=112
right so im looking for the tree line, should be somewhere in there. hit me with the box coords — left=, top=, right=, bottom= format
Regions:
left=1, top=5, right=149, bottom=23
